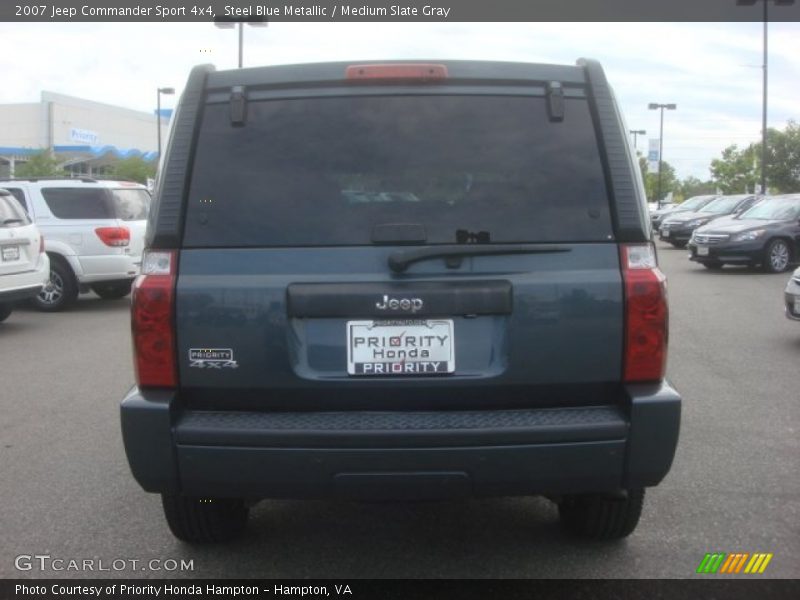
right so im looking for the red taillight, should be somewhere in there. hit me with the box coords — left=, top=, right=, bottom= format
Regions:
left=132, top=251, right=176, bottom=388
left=621, top=244, right=668, bottom=383
left=345, top=63, right=448, bottom=81
left=95, top=226, right=130, bottom=247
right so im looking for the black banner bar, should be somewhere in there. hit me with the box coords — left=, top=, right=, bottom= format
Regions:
left=3, top=0, right=800, bottom=22
left=2, top=579, right=800, bottom=600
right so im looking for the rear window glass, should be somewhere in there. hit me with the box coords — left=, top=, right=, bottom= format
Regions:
left=0, top=194, right=30, bottom=225
left=41, top=187, right=114, bottom=219
left=184, top=95, right=612, bottom=247
left=3, top=188, right=28, bottom=212
left=112, top=189, right=150, bottom=221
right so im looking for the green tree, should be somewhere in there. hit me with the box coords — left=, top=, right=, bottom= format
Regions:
left=710, top=144, right=758, bottom=194
left=710, top=121, right=800, bottom=194
left=639, top=156, right=677, bottom=201
left=15, top=150, right=66, bottom=178
left=677, top=176, right=717, bottom=200
left=764, top=120, right=800, bottom=193
left=108, top=156, right=156, bottom=184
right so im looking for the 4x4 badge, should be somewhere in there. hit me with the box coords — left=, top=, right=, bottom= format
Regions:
left=189, top=348, right=239, bottom=369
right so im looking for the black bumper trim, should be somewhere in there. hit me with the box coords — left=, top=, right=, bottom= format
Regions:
left=175, top=406, right=627, bottom=448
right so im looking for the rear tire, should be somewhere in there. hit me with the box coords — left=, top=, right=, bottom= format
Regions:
left=91, top=280, right=132, bottom=300
left=33, top=258, right=78, bottom=312
left=558, top=488, right=645, bottom=540
left=0, top=303, right=12, bottom=322
left=161, top=495, right=249, bottom=543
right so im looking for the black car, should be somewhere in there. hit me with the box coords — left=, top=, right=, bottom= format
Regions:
left=121, top=59, right=681, bottom=543
left=658, top=194, right=760, bottom=248
left=650, top=194, right=718, bottom=230
left=688, top=194, right=800, bottom=272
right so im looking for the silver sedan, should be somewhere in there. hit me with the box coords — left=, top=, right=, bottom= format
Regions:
left=786, top=267, right=800, bottom=321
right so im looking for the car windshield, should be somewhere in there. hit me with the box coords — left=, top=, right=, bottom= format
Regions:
left=111, top=188, right=150, bottom=221
left=739, top=198, right=800, bottom=221
left=680, top=195, right=715, bottom=210
left=699, top=196, right=746, bottom=214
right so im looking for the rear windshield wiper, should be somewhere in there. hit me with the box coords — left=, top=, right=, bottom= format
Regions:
left=2, top=218, right=24, bottom=225
left=388, top=244, right=571, bottom=273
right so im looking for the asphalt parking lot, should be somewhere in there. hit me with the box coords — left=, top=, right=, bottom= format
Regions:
left=1, top=244, right=798, bottom=579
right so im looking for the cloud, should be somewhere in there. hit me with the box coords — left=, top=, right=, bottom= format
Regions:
left=0, top=21, right=797, bottom=179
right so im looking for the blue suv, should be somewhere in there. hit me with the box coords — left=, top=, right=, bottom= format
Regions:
left=121, top=60, right=681, bottom=542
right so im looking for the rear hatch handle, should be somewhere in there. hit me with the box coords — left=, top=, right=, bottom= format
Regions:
left=388, top=244, right=571, bottom=273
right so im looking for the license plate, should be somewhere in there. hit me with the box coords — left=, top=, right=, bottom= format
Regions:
left=661, top=229, right=670, bottom=238
left=795, top=298, right=800, bottom=314
left=1, top=246, right=19, bottom=261
left=697, top=246, right=709, bottom=256
left=347, top=319, right=455, bottom=376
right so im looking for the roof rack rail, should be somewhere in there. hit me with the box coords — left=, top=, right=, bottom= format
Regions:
left=0, top=176, right=98, bottom=183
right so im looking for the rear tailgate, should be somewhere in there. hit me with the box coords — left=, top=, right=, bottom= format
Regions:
left=176, top=246, right=622, bottom=410
left=0, top=195, right=39, bottom=277
left=175, top=87, right=623, bottom=410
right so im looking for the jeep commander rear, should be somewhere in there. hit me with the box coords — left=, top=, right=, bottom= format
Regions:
left=121, top=59, right=681, bottom=543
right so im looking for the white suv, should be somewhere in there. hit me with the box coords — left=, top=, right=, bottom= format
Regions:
left=1, top=178, right=150, bottom=311
left=0, top=189, right=49, bottom=322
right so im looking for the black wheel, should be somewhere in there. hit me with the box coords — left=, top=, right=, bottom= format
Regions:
left=558, top=488, right=645, bottom=540
left=763, top=239, right=791, bottom=273
left=91, top=280, right=132, bottom=300
left=0, top=303, right=12, bottom=323
left=670, top=241, right=687, bottom=249
left=161, top=495, right=249, bottom=543
left=702, top=261, right=724, bottom=270
left=33, top=257, right=78, bottom=312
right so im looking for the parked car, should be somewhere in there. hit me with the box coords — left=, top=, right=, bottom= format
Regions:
left=651, top=194, right=718, bottom=230
left=0, top=178, right=150, bottom=311
left=659, top=194, right=760, bottom=248
left=785, top=267, right=800, bottom=321
left=688, top=194, right=800, bottom=272
left=121, top=59, right=681, bottom=543
left=0, top=189, right=49, bottom=322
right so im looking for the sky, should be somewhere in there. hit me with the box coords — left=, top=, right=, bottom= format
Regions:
left=0, top=21, right=798, bottom=180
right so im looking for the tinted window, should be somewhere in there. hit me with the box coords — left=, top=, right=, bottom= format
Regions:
left=680, top=195, right=715, bottom=211
left=111, top=189, right=150, bottom=221
left=700, top=196, right=748, bottom=215
left=0, top=194, right=30, bottom=225
left=41, top=187, right=113, bottom=219
left=4, top=188, right=28, bottom=212
left=185, top=95, right=612, bottom=247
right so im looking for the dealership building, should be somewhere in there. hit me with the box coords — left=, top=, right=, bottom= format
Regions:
left=0, top=92, right=169, bottom=178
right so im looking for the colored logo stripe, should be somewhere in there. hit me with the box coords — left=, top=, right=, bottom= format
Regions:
left=697, top=552, right=773, bottom=574
left=744, top=553, right=773, bottom=574
left=697, top=553, right=726, bottom=574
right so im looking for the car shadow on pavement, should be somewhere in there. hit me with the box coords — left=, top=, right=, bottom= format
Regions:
left=175, top=497, right=639, bottom=578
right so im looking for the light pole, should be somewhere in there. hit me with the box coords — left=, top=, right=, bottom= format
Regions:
left=214, top=18, right=268, bottom=68
left=630, top=129, right=646, bottom=152
left=648, top=103, right=676, bottom=208
left=156, top=87, right=175, bottom=160
left=735, top=0, right=796, bottom=195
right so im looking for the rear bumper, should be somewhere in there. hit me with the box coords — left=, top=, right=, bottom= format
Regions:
left=120, top=383, right=681, bottom=499
left=0, top=255, right=49, bottom=303
left=75, top=254, right=140, bottom=284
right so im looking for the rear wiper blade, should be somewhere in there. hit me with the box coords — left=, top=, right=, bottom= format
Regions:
left=2, top=218, right=24, bottom=225
left=388, top=244, right=571, bottom=273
